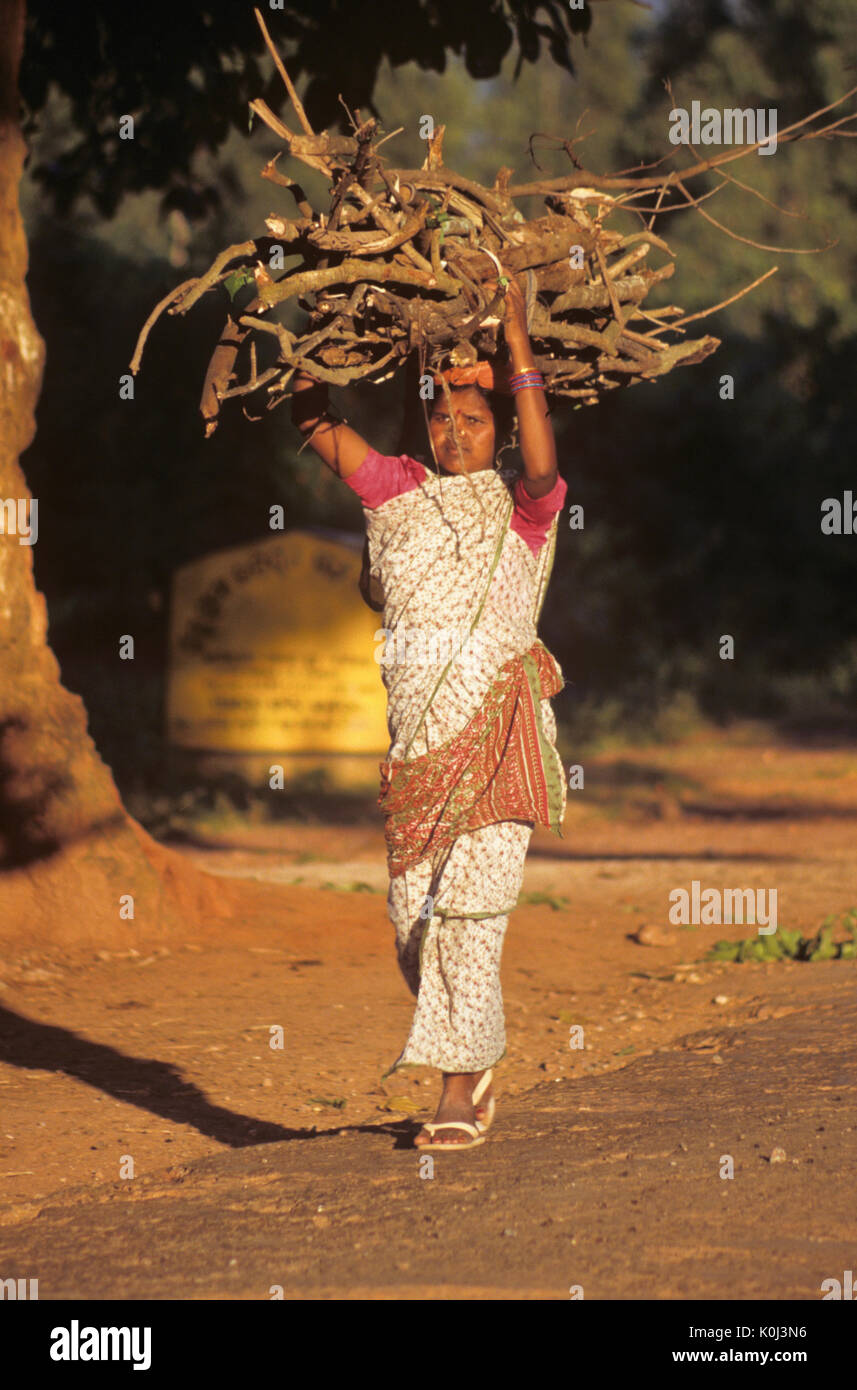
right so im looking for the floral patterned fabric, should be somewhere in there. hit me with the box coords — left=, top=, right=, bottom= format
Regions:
left=379, top=639, right=565, bottom=876
left=385, top=820, right=534, bottom=1073
left=347, top=455, right=567, bottom=1073
left=359, top=463, right=565, bottom=769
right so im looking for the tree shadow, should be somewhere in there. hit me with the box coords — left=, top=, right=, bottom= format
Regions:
left=0, top=1003, right=306, bottom=1147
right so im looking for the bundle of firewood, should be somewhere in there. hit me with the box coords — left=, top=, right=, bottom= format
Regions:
left=130, top=12, right=855, bottom=436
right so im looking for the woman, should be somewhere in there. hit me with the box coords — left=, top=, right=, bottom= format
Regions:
left=291, top=274, right=567, bottom=1151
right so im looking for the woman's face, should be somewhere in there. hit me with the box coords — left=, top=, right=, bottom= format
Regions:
left=429, top=386, right=496, bottom=474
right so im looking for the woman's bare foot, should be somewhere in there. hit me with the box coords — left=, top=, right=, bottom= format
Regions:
left=414, top=1069, right=494, bottom=1148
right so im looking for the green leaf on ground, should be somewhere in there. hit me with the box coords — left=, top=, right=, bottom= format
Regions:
left=320, top=880, right=376, bottom=893
left=519, top=891, right=571, bottom=911
left=705, top=910, right=857, bottom=963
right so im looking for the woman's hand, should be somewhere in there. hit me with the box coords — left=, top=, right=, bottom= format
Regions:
left=500, top=274, right=529, bottom=350
left=488, top=266, right=557, bottom=498
left=484, top=268, right=529, bottom=350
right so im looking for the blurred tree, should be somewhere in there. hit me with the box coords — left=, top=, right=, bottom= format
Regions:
left=542, top=0, right=857, bottom=736
left=21, top=0, right=592, bottom=219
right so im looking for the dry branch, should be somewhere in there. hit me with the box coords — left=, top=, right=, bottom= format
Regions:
left=129, top=22, right=857, bottom=436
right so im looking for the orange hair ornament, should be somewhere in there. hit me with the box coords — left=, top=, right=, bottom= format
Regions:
left=432, top=360, right=514, bottom=396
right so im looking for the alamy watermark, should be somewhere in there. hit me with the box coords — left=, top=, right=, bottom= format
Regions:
left=50, top=1321, right=151, bottom=1370
left=669, top=879, right=777, bottom=933
left=669, top=102, right=778, bottom=156
left=374, top=624, right=487, bottom=667
left=0, top=497, right=38, bottom=545
left=821, top=1270, right=856, bottom=1299
left=821, top=491, right=857, bottom=534
left=1, top=1276, right=38, bottom=1299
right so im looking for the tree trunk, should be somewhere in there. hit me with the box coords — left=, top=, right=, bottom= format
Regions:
left=0, top=0, right=232, bottom=952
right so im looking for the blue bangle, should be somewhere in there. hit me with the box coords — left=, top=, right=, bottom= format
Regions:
left=510, top=371, right=544, bottom=394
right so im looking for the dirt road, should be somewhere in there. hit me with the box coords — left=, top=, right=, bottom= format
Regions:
left=1, top=731, right=855, bottom=1298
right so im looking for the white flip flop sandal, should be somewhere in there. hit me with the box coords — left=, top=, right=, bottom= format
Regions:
left=472, top=1068, right=495, bottom=1135
left=416, top=1120, right=486, bottom=1153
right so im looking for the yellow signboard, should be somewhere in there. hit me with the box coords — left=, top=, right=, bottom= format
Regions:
left=166, top=530, right=389, bottom=779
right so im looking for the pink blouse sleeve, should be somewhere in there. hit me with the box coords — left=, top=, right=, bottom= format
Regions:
left=343, top=447, right=426, bottom=510
left=511, top=473, right=568, bottom=555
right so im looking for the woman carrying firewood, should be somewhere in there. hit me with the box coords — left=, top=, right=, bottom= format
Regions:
left=290, top=271, right=567, bottom=1151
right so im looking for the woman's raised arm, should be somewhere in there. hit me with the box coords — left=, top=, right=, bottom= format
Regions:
left=500, top=276, right=558, bottom=499
left=290, top=370, right=372, bottom=478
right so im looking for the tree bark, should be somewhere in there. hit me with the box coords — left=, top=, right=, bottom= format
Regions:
left=0, top=0, right=232, bottom=951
